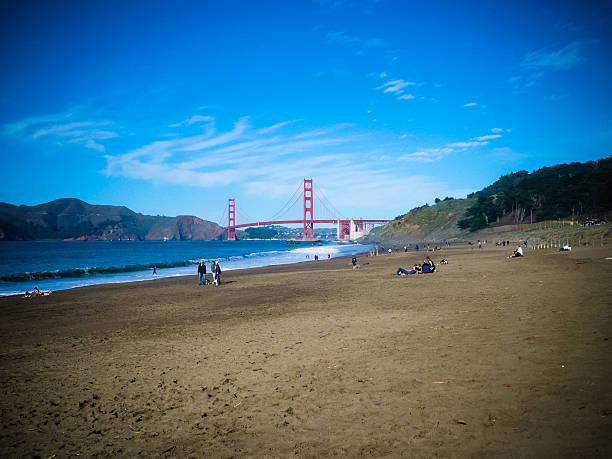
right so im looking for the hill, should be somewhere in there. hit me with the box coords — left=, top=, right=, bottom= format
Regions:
left=364, top=156, right=612, bottom=244
left=458, top=156, right=612, bottom=231
left=363, top=198, right=474, bottom=244
left=0, top=199, right=225, bottom=241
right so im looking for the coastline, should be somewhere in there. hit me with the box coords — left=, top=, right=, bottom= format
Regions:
left=0, top=241, right=372, bottom=297
left=1, top=244, right=611, bottom=457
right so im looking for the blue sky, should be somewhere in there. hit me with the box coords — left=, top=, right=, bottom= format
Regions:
left=1, top=0, right=610, bottom=225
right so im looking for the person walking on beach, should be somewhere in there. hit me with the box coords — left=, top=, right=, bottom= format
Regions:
left=198, top=261, right=206, bottom=285
left=214, top=261, right=222, bottom=285
left=210, top=261, right=217, bottom=285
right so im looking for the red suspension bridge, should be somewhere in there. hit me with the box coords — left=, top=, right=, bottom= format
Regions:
left=224, top=179, right=390, bottom=241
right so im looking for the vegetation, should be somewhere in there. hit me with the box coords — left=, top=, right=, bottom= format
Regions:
left=458, top=156, right=612, bottom=232
left=244, top=227, right=278, bottom=239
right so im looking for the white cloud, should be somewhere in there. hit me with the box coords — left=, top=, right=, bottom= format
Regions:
left=491, top=128, right=503, bottom=133
left=256, top=119, right=300, bottom=135
left=3, top=110, right=118, bottom=152
left=397, top=94, right=415, bottom=100
left=463, top=102, right=478, bottom=107
left=473, top=134, right=502, bottom=141
left=446, top=141, right=489, bottom=148
left=398, top=147, right=454, bottom=163
left=377, top=79, right=415, bottom=94
left=379, top=72, right=387, bottom=78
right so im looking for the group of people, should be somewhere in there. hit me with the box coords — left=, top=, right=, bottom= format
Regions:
left=24, top=286, right=52, bottom=297
left=396, top=256, right=437, bottom=276
left=197, top=260, right=222, bottom=286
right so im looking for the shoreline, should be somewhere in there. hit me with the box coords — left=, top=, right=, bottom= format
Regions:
left=0, top=242, right=373, bottom=298
left=1, top=244, right=610, bottom=457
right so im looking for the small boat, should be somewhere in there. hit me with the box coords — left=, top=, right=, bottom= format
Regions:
left=286, top=239, right=301, bottom=244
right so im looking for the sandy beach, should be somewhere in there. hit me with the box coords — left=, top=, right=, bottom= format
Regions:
left=1, top=244, right=611, bottom=458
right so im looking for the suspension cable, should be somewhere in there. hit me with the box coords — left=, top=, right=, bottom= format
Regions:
left=266, top=182, right=303, bottom=221
left=317, top=186, right=345, bottom=219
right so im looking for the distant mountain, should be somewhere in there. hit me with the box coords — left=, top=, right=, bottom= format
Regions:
left=0, top=198, right=225, bottom=241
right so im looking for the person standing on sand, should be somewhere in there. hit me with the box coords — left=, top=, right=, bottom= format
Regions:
left=152, top=266, right=157, bottom=276
left=352, top=256, right=357, bottom=270
left=198, top=261, right=206, bottom=285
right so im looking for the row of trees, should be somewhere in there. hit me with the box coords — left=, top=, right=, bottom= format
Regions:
left=458, top=156, right=612, bottom=232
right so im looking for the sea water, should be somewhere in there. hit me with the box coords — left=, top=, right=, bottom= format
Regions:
left=0, top=240, right=371, bottom=297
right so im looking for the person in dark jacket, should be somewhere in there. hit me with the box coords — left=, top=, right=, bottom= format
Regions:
left=198, top=261, right=207, bottom=285
left=214, top=261, right=222, bottom=285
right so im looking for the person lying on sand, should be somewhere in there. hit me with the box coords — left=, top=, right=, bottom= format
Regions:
left=33, top=287, right=52, bottom=296
left=396, top=264, right=421, bottom=276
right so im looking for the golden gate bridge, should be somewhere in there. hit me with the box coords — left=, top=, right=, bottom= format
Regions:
left=223, top=179, right=390, bottom=241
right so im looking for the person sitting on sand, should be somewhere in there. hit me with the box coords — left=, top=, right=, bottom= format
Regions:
left=510, top=246, right=524, bottom=258
left=422, top=257, right=436, bottom=273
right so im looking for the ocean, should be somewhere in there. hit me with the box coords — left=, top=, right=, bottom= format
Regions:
left=0, top=240, right=371, bottom=297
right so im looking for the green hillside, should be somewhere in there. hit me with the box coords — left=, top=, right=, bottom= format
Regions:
left=364, top=198, right=474, bottom=243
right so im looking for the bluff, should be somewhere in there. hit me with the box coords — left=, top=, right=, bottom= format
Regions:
left=363, top=198, right=474, bottom=244
left=364, top=156, right=612, bottom=244
left=0, top=198, right=225, bottom=241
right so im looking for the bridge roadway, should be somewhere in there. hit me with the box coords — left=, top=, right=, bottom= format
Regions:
left=229, top=219, right=390, bottom=229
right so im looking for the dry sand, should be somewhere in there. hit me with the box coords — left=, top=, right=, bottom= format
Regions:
left=1, top=244, right=611, bottom=458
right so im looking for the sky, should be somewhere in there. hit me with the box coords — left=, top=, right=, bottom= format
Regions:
left=1, top=0, right=611, bottom=225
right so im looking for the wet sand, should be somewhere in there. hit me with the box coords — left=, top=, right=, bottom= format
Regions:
left=1, top=245, right=611, bottom=458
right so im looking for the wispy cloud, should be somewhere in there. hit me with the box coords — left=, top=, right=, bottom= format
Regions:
left=398, top=147, right=453, bottom=163
left=521, top=40, right=585, bottom=70
left=473, top=134, right=501, bottom=141
left=256, top=120, right=301, bottom=135
left=510, top=40, right=587, bottom=91
left=104, top=116, right=359, bottom=189
left=169, top=115, right=214, bottom=127
left=508, top=71, right=545, bottom=90
left=446, top=141, right=489, bottom=148
left=3, top=109, right=118, bottom=152
left=463, top=102, right=478, bottom=107
left=491, top=128, right=504, bottom=133
left=397, top=94, right=415, bottom=100
left=377, top=79, right=415, bottom=94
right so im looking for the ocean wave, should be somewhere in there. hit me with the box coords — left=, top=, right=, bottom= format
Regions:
left=0, top=259, right=198, bottom=282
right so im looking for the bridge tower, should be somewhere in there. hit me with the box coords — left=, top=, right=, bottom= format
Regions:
left=227, top=198, right=236, bottom=240
left=303, top=178, right=314, bottom=240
